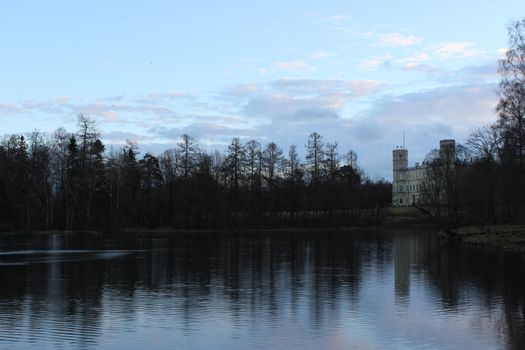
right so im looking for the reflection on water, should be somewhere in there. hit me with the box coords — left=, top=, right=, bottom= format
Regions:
left=0, top=230, right=523, bottom=349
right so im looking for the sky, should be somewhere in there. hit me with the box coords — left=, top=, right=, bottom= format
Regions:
left=0, top=1, right=523, bottom=179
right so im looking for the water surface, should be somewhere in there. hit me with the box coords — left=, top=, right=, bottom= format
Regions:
left=0, top=230, right=523, bottom=349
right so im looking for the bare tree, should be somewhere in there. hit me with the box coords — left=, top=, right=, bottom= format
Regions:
left=245, top=140, right=262, bottom=191
left=497, top=19, right=525, bottom=165
left=177, top=134, right=198, bottom=179
left=325, top=142, right=340, bottom=180
left=306, top=132, right=324, bottom=184
left=262, top=142, right=283, bottom=187
left=467, top=125, right=501, bottom=163
left=345, top=150, right=358, bottom=169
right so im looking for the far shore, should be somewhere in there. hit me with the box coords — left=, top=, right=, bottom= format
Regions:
left=0, top=226, right=385, bottom=237
left=0, top=222, right=438, bottom=238
left=0, top=207, right=443, bottom=237
left=441, top=224, right=525, bottom=254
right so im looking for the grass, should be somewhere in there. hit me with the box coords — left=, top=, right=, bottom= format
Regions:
left=453, top=224, right=525, bottom=253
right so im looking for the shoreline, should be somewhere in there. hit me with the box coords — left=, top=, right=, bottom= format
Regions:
left=0, top=222, right=438, bottom=238
left=0, top=207, right=440, bottom=238
left=0, top=226, right=384, bottom=237
left=440, top=224, right=525, bottom=254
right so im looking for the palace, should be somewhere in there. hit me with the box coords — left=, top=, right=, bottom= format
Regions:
left=392, top=139, right=455, bottom=207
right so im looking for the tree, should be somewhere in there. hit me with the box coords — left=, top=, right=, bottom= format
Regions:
left=286, top=145, right=301, bottom=185
left=177, top=134, right=197, bottom=179
left=138, top=153, right=163, bottom=226
left=306, top=132, right=324, bottom=184
left=65, top=136, right=80, bottom=230
left=223, top=138, right=245, bottom=227
left=496, top=18, right=525, bottom=216
left=262, top=142, right=283, bottom=187
left=245, top=140, right=262, bottom=191
left=0, top=126, right=399, bottom=230
left=120, top=141, right=140, bottom=226
left=77, top=114, right=99, bottom=174
left=467, top=125, right=501, bottom=163
left=284, top=145, right=304, bottom=222
left=176, top=134, right=199, bottom=227
left=325, top=142, right=340, bottom=181
left=345, top=150, right=358, bottom=169
left=28, top=131, right=51, bottom=229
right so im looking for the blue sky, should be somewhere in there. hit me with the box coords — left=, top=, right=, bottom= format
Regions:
left=0, top=1, right=523, bottom=179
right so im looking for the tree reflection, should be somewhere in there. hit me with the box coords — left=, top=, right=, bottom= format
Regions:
left=0, top=231, right=523, bottom=349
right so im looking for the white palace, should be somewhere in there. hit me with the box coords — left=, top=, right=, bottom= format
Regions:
left=392, top=139, right=456, bottom=207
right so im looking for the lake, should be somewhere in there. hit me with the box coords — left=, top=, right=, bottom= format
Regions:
left=0, top=229, right=524, bottom=349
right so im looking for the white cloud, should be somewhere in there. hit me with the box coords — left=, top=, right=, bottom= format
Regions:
left=49, top=96, right=71, bottom=104
left=434, top=42, right=485, bottom=59
left=375, top=33, right=421, bottom=47
left=323, top=15, right=349, bottom=23
left=271, top=60, right=316, bottom=72
left=241, top=78, right=383, bottom=123
left=497, top=47, right=508, bottom=58
left=0, top=103, right=23, bottom=114
left=310, top=51, right=335, bottom=59
left=358, top=54, right=392, bottom=70
left=104, top=111, right=120, bottom=122
left=102, top=131, right=157, bottom=144
left=272, top=78, right=381, bottom=93
left=348, top=82, right=498, bottom=178
left=224, top=84, right=258, bottom=97
left=455, top=63, right=498, bottom=82
left=396, top=53, right=430, bottom=69
left=136, top=91, right=192, bottom=104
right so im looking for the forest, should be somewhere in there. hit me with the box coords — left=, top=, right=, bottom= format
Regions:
left=421, top=19, right=525, bottom=225
left=0, top=122, right=391, bottom=232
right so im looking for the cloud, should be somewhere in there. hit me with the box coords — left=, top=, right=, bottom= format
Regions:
left=322, top=15, right=349, bottom=23
left=135, top=91, right=192, bottom=104
left=349, top=82, right=498, bottom=178
left=271, top=60, right=316, bottom=72
left=358, top=55, right=393, bottom=70
left=310, top=51, right=335, bottom=59
left=0, top=103, right=24, bottom=114
left=395, top=53, right=445, bottom=75
left=102, top=131, right=157, bottom=144
left=226, top=79, right=495, bottom=179
left=497, top=47, right=508, bottom=58
left=272, top=78, right=382, bottom=99
left=0, top=98, right=69, bottom=115
left=150, top=122, right=257, bottom=147
left=0, top=72, right=499, bottom=180
left=101, top=96, right=125, bottom=103
left=49, top=96, right=70, bottom=104
left=454, top=62, right=498, bottom=82
left=243, top=94, right=339, bottom=122
left=359, top=84, right=497, bottom=129
left=374, top=33, right=421, bottom=47
left=434, top=42, right=485, bottom=59
left=103, top=111, right=120, bottom=122
left=239, top=78, right=383, bottom=123
left=396, top=53, right=430, bottom=69
left=223, top=84, right=258, bottom=97
left=69, top=101, right=176, bottom=120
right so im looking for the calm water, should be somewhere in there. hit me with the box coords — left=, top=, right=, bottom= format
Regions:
left=0, top=230, right=524, bottom=350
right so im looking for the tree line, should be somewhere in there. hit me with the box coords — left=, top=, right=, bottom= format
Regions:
left=0, top=120, right=391, bottom=232
left=421, top=19, right=525, bottom=224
